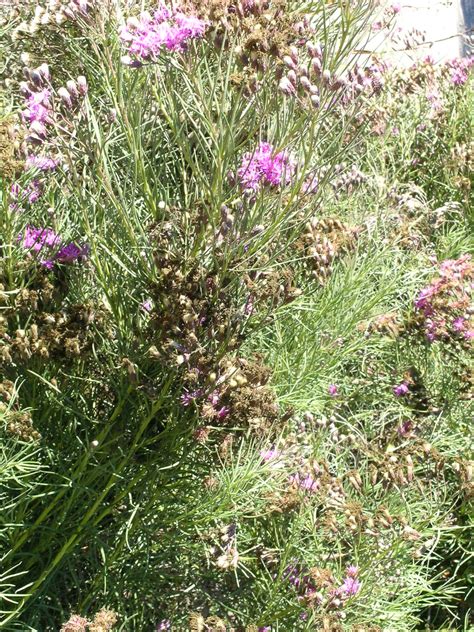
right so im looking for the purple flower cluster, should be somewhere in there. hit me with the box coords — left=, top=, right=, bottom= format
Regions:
left=283, top=561, right=361, bottom=610
left=26, top=155, right=59, bottom=171
left=20, top=61, right=87, bottom=172
left=414, top=255, right=473, bottom=342
left=289, top=472, right=319, bottom=493
left=18, top=225, right=89, bottom=269
left=120, top=4, right=207, bottom=66
left=340, top=565, right=361, bottom=596
left=445, top=56, right=474, bottom=86
left=22, top=86, right=52, bottom=143
left=393, top=381, right=409, bottom=397
left=237, top=142, right=296, bottom=193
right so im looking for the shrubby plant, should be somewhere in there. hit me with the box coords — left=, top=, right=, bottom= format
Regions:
left=0, top=1, right=472, bottom=630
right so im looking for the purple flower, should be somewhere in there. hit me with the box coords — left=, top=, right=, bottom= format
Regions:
left=120, top=4, right=207, bottom=64
left=237, top=142, right=296, bottom=193
left=22, top=89, right=51, bottom=125
left=55, top=242, right=90, bottom=264
left=141, top=298, right=153, bottom=313
left=452, top=317, right=466, bottom=332
left=216, top=406, right=230, bottom=420
left=328, top=384, right=338, bottom=397
left=18, top=225, right=60, bottom=253
left=393, top=381, right=409, bottom=397
left=180, top=389, right=203, bottom=406
left=156, top=621, right=171, bottom=631
left=346, top=565, right=359, bottom=578
left=289, top=472, right=319, bottom=493
left=398, top=419, right=413, bottom=437
left=341, top=576, right=361, bottom=596
left=26, top=155, right=59, bottom=171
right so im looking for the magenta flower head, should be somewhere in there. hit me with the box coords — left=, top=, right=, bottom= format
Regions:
left=55, top=242, right=90, bottom=264
left=26, top=155, right=59, bottom=171
left=328, top=384, right=339, bottom=397
left=237, top=142, right=296, bottom=193
left=346, top=565, right=359, bottom=578
left=156, top=621, right=171, bottom=631
left=393, top=381, right=409, bottom=397
left=119, top=4, right=207, bottom=65
left=341, top=576, right=361, bottom=596
left=18, top=225, right=60, bottom=253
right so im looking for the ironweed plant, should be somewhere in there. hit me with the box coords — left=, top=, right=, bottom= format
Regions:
left=0, top=1, right=472, bottom=630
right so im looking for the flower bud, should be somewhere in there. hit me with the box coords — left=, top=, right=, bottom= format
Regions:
left=300, top=76, right=311, bottom=92
left=77, top=76, right=88, bottom=95
left=30, top=70, right=43, bottom=86
left=283, top=55, right=296, bottom=70
left=311, top=57, right=322, bottom=76
left=38, top=63, right=50, bottom=82
left=287, top=69, right=297, bottom=86
left=279, top=76, right=295, bottom=96
left=29, top=120, right=47, bottom=138
left=19, top=81, right=32, bottom=96
left=58, top=86, right=73, bottom=108
left=66, top=80, right=79, bottom=98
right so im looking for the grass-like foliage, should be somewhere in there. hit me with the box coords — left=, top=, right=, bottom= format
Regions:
left=0, top=1, right=472, bottom=630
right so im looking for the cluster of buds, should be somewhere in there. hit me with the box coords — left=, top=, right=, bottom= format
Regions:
left=283, top=561, right=361, bottom=613
left=13, top=0, right=94, bottom=39
left=207, top=523, right=239, bottom=571
left=278, top=40, right=386, bottom=110
left=391, top=26, right=426, bottom=51
left=196, top=356, right=278, bottom=434
left=0, top=380, right=41, bottom=442
left=19, top=58, right=88, bottom=173
left=413, top=255, right=473, bottom=344
left=331, top=163, right=368, bottom=196
left=60, top=608, right=117, bottom=632
left=295, top=216, right=360, bottom=284
left=1, top=302, right=102, bottom=367
left=278, top=42, right=323, bottom=108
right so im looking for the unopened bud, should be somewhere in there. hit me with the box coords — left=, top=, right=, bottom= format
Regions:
left=300, top=76, right=311, bottom=92
left=66, top=80, right=79, bottom=98
left=287, top=70, right=297, bottom=86
left=283, top=55, right=296, bottom=70
left=77, top=75, right=88, bottom=95
left=38, top=63, right=50, bottom=81
left=311, top=57, right=322, bottom=76
left=279, top=76, right=295, bottom=96
left=58, top=86, right=73, bottom=108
